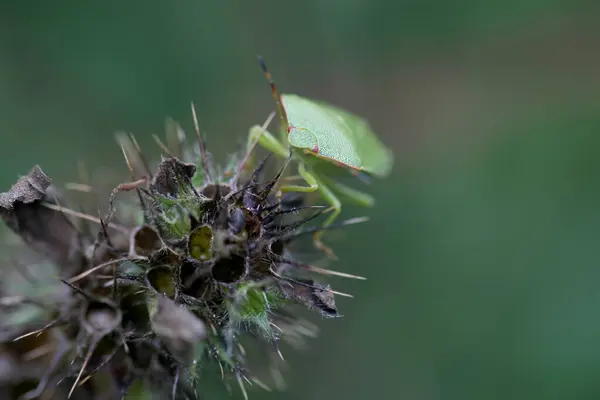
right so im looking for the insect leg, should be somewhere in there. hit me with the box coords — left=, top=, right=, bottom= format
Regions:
left=320, top=176, right=375, bottom=208
left=279, top=162, right=318, bottom=193
left=278, top=164, right=339, bottom=258
left=310, top=176, right=342, bottom=259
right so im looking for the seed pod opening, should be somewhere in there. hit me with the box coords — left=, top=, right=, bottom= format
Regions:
left=145, top=266, right=177, bottom=298
left=188, top=225, right=213, bottom=261
left=200, top=183, right=232, bottom=199
left=82, top=300, right=122, bottom=336
left=211, top=254, right=247, bottom=284
left=269, top=240, right=285, bottom=256
left=180, top=259, right=213, bottom=298
left=129, top=225, right=162, bottom=257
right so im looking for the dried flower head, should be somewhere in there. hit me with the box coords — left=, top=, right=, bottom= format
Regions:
left=0, top=105, right=367, bottom=399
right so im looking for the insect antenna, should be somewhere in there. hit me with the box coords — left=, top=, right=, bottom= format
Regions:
left=257, top=56, right=289, bottom=134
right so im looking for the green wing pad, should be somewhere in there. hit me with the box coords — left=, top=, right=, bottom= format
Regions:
left=283, top=94, right=362, bottom=168
left=331, top=106, right=393, bottom=178
left=282, top=94, right=393, bottom=177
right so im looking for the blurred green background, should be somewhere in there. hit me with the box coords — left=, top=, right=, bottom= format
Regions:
left=2, top=1, right=600, bottom=399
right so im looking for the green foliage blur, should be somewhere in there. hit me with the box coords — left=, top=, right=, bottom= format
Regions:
left=2, top=1, right=600, bottom=399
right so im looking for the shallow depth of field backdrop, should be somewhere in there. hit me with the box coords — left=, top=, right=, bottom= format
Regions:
left=2, top=1, right=600, bottom=399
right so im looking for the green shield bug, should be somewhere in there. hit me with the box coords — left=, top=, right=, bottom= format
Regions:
left=247, top=57, right=393, bottom=258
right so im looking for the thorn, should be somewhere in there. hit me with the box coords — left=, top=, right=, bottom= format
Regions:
left=191, top=101, right=212, bottom=184
left=218, top=358, right=225, bottom=380
left=237, top=373, right=249, bottom=400
left=69, top=257, right=145, bottom=284
left=120, top=140, right=148, bottom=211
left=303, top=264, right=366, bottom=280
left=13, top=320, right=61, bottom=342
left=223, top=154, right=272, bottom=203
left=99, top=215, right=113, bottom=248
left=270, top=322, right=283, bottom=333
left=172, top=367, right=180, bottom=400
left=238, top=342, right=247, bottom=357
left=40, top=202, right=130, bottom=234
left=135, top=188, right=147, bottom=215
left=153, top=134, right=174, bottom=157
left=90, top=207, right=103, bottom=262
left=166, top=118, right=185, bottom=160
left=275, top=341, right=285, bottom=361
left=270, top=267, right=355, bottom=297
left=263, top=205, right=326, bottom=223
left=120, top=142, right=137, bottom=180
left=112, top=262, right=118, bottom=300
left=281, top=216, right=370, bottom=241
left=78, top=346, right=119, bottom=386
left=276, top=257, right=367, bottom=280
left=257, top=151, right=293, bottom=204
left=266, top=207, right=327, bottom=236
left=252, top=377, right=272, bottom=392
left=120, top=333, right=130, bottom=353
left=60, top=280, right=95, bottom=300
left=128, top=133, right=153, bottom=179
left=231, top=111, right=276, bottom=187
left=64, top=182, right=97, bottom=193
left=68, top=339, right=98, bottom=399
left=339, top=216, right=370, bottom=226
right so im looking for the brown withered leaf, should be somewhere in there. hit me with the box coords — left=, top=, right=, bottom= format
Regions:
left=0, top=166, right=86, bottom=276
left=150, top=157, right=196, bottom=197
left=0, top=167, right=50, bottom=208
left=280, top=279, right=340, bottom=318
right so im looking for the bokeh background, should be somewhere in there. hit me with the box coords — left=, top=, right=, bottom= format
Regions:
left=2, top=1, right=600, bottom=399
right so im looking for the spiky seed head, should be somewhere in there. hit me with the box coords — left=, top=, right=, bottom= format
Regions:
left=0, top=109, right=369, bottom=399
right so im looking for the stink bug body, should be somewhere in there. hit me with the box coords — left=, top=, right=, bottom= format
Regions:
left=247, top=57, right=393, bottom=257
